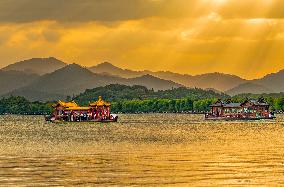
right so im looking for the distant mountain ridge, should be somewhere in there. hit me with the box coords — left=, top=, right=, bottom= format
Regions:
left=253, top=69, right=284, bottom=92
left=5, top=64, right=182, bottom=101
left=89, top=62, right=246, bottom=91
left=2, top=57, right=67, bottom=75
left=226, top=82, right=272, bottom=96
left=90, top=62, right=284, bottom=95
left=89, top=62, right=144, bottom=78
left=0, top=70, right=39, bottom=96
left=2, top=57, right=284, bottom=98
left=226, top=69, right=284, bottom=95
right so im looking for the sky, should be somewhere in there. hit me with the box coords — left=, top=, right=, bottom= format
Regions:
left=1, top=0, right=284, bottom=79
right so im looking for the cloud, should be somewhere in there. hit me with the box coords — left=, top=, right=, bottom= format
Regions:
left=0, top=0, right=240, bottom=23
left=0, top=0, right=164, bottom=23
left=217, top=0, right=284, bottom=19
left=1, top=0, right=284, bottom=23
left=1, top=1, right=284, bottom=79
left=1, top=17, right=284, bottom=79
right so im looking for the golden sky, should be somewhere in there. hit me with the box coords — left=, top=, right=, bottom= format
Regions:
left=1, top=0, right=284, bottom=79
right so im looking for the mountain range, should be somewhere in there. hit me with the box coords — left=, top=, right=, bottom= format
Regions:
left=2, top=57, right=66, bottom=75
left=90, top=62, right=284, bottom=95
left=1, top=60, right=181, bottom=101
left=89, top=62, right=246, bottom=91
left=1, top=57, right=284, bottom=101
left=0, top=70, right=39, bottom=96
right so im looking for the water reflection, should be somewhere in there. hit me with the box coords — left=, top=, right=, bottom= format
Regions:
left=1, top=114, right=284, bottom=186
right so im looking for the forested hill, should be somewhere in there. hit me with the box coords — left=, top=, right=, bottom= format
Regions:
left=0, top=85, right=229, bottom=114
left=1, top=86, right=284, bottom=114
left=73, top=84, right=229, bottom=105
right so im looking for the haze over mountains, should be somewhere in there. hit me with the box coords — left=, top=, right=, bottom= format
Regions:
left=89, top=61, right=284, bottom=95
left=0, top=70, right=39, bottom=96
left=2, top=57, right=66, bottom=75
left=1, top=60, right=181, bottom=101
left=1, top=57, right=284, bottom=101
left=89, top=62, right=246, bottom=91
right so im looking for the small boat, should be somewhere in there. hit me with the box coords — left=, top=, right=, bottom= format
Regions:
left=205, top=99, right=276, bottom=121
left=45, top=96, right=118, bottom=123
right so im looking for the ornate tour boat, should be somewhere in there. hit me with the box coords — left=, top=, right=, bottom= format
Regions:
left=205, top=99, right=276, bottom=120
left=45, top=96, right=118, bottom=123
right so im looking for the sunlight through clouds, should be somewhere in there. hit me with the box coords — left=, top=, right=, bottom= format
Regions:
left=0, top=0, right=284, bottom=79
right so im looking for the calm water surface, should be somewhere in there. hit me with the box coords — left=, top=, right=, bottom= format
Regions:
left=1, top=114, right=284, bottom=186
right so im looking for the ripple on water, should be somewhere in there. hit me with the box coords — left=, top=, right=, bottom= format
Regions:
left=1, top=114, right=284, bottom=186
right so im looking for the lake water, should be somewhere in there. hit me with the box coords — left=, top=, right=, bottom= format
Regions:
left=1, top=114, right=284, bottom=186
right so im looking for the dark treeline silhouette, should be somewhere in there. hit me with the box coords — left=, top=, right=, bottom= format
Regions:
left=0, top=96, right=51, bottom=115
left=1, top=84, right=284, bottom=114
left=74, top=84, right=228, bottom=104
left=111, top=98, right=213, bottom=113
left=74, top=84, right=228, bottom=113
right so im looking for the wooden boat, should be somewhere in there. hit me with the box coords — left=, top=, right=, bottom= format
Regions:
left=45, top=96, right=118, bottom=123
left=205, top=115, right=276, bottom=121
left=45, top=115, right=118, bottom=123
left=205, top=99, right=276, bottom=121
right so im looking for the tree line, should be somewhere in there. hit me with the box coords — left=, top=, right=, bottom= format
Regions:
left=0, top=96, right=52, bottom=115
left=110, top=98, right=218, bottom=113
left=0, top=96, right=216, bottom=114
left=1, top=84, right=284, bottom=114
left=73, top=84, right=225, bottom=113
left=74, top=84, right=228, bottom=104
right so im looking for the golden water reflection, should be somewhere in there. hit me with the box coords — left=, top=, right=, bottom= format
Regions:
left=1, top=114, right=284, bottom=186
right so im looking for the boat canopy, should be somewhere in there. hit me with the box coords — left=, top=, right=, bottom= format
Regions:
left=52, top=100, right=79, bottom=108
left=210, top=99, right=269, bottom=108
left=52, top=101, right=91, bottom=111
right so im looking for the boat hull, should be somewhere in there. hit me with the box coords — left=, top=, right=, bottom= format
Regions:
left=45, top=115, right=118, bottom=123
left=205, top=116, right=276, bottom=121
